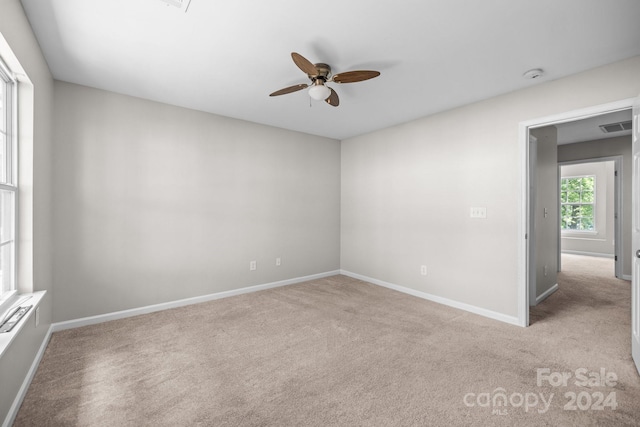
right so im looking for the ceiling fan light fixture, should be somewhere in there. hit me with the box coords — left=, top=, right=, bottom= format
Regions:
left=308, top=84, right=331, bottom=101
left=270, top=52, right=379, bottom=107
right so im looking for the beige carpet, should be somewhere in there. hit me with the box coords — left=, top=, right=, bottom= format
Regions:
left=13, top=255, right=640, bottom=426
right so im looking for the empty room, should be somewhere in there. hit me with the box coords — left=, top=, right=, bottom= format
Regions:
left=1, top=0, right=640, bottom=425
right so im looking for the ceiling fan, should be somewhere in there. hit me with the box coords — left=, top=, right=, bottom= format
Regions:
left=269, top=52, right=381, bottom=107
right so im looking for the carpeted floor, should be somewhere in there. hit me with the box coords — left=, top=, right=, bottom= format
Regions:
left=13, top=255, right=640, bottom=426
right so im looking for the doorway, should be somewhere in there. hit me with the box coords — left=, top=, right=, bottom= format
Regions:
left=558, top=157, right=623, bottom=279
left=518, top=98, right=635, bottom=327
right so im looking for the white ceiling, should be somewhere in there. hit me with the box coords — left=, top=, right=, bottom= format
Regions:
left=19, top=0, right=640, bottom=140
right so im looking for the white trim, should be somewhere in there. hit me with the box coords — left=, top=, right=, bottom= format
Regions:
left=561, top=250, right=615, bottom=259
left=52, top=270, right=341, bottom=332
left=528, top=135, right=538, bottom=310
left=340, top=270, right=521, bottom=327
left=0, top=289, right=17, bottom=317
left=536, top=283, right=559, bottom=305
left=0, top=55, right=17, bottom=84
left=519, top=122, right=530, bottom=327
left=623, top=275, right=632, bottom=281
left=0, top=291, right=46, bottom=358
left=2, top=324, right=53, bottom=427
left=519, top=98, right=636, bottom=327
left=561, top=233, right=603, bottom=238
left=0, top=53, right=18, bottom=303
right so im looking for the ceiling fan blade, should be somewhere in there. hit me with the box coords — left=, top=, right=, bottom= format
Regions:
left=269, top=84, right=308, bottom=97
left=332, top=70, right=380, bottom=84
left=325, top=87, right=339, bottom=107
left=291, top=52, right=318, bottom=76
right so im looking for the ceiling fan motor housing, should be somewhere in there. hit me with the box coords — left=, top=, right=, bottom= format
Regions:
left=310, top=63, right=331, bottom=82
left=268, top=52, right=380, bottom=107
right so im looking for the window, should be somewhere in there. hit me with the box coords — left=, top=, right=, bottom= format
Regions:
left=0, top=57, right=16, bottom=302
left=560, top=176, right=595, bottom=231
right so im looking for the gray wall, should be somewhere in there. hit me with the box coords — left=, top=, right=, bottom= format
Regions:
left=0, top=0, right=54, bottom=423
left=53, top=82, right=341, bottom=322
left=558, top=135, right=632, bottom=277
left=531, top=126, right=558, bottom=302
left=560, top=161, right=615, bottom=257
left=341, top=56, right=640, bottom=318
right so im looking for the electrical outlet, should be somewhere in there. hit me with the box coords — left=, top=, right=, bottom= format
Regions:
left=35, top=307, right=40, bottom=327
left=249, top=260, right=257, bottom=271
left=276, top=257, right=281, bottom=266
left=544, top=265, right=548, bottom=277
left=420, top=265, right=427, bottom=276
left=470, top=207, right=487, bottom=218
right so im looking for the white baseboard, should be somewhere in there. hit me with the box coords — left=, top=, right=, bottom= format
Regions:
left=561, top=250, right=614, bottom=259
left=535, top=283, right=559, bottom=305
left=52, top=270, right=341, bottom=332
left=340, top=270, right=521, bottom=327
left=562, top=252, right=632, bottom=281
left=3, top=324, right=53, bottom=427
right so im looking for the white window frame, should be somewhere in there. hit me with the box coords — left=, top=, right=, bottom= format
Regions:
left=560, top=174, right=596, bottom=233
left=0, top=55, right=17, bottom=307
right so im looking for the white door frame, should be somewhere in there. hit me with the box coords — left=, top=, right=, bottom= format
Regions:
left=558, top=156, right=624, bottom=279
left=528, top=135, right=538, bottom=307
left=631, top=94, right=640, bottom=375
left=518, top=98, right=635, bottom=327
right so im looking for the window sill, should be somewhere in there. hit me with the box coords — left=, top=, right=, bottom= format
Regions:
left=561, top=230, right=598, bottom=236
left=0, top=290, right=46, bottom=359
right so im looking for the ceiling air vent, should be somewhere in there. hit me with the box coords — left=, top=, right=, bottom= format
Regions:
left=599, top=120, right=632, bottom=133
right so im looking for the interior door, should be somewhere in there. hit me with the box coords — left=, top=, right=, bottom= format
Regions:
left=632, top=94, right=640, bottom=375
